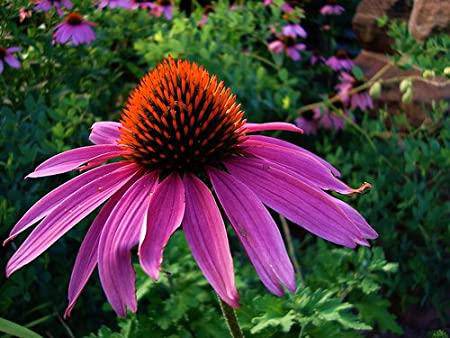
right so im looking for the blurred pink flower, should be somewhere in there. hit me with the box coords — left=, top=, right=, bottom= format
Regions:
left=53, top=13, right=96, bottom=46
left=19, top=7, right=32, bottom=22
left=325, top=50, right=354, bottom=71
left=149, top=0, right=173, bottom=20
left=269, top=39, right=306, bottom=61
left=282, top=24, right=307, bottom=38
left=0, top=46, right=21, bottom=74
left=295, top=107, right=346, bottom=134
left=281, top=2, right=294, bottom=13
left=35, top=0, right=73, bottom=16
left=320, top=3, right=345, bottom=16
left=98, top=0, right=134, bottom=9
left=130, top=0, right=153, bottom=9
left=263, top=0, right=272, bottom=6
left=336, top=72, right=374, bottom=111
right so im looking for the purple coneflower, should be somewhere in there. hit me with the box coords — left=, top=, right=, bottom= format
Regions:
left=295, top=106, right=346, bottom=135
left=320, top=0, right=344, bottom=15
left=268, top=28, right=306, bottom=61
left=53, top=12, right=96, bottom=46
left=130, top=0, right=153, bottom=9
left=98, top=0, right=134, bottom=9
left=282, top=23, right=307, bottom=39
left=336, top=72, right=374, bottom=111
left=325, top=49, right=354, bottom=71
left=0, top=46, right=21, bottom=74
left=5, top=58, right=376, bottom=317
left=34, top=0, right=73, bottom=16
left=149, top=0, right=173, bottom=20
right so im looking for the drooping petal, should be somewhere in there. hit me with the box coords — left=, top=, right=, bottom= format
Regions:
left=5, top=162, right=128, bottom=244
left=209, top=168, right=295, bottom=295
left=225, top=157, right=368, bottom=248
left=98, top=172, right=157, bottom=317
left=89, top=122, right=122, bottom=145
left=330, top=196, right=378, bottom=240
left=242, top=138, right=366, bottom=194
left=245, top=122, right=303, bottom=134
left=182, top=174, right=239, bottom=307
left=27, top=144, right=126, bottom=178
left=64, top=176, right=137, bottom=318
left=245, top=135, right=341, bottom=177
left=139, top=173, right=185, bottom=280
left=6, top=163, right=139, bottom=277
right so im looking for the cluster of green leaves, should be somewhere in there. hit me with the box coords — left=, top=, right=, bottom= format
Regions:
left=87, top=232, right=400, bottom=337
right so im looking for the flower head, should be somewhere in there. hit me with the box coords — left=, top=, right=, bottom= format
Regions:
left=336, top=72, right=374, bottom=111
left=268, top=28, right=306, bottom=61
left=5, top=58, right=376, bottom=317
left=98, top=0, right=134, bottom=9
left=325, top=49, right=354, bottom=71
left=0, top=46, right=21, bottom=74
left=295, top=103, right=347, bottom=135
left=320, top=0, right=345, bottom=15
left=34, top=0, right=73, bottom=16
left=149, top=0, right=173, bottom=20
left=282, top=23, right=307, bottom=39
left=53, top=12, right=96, bottom=46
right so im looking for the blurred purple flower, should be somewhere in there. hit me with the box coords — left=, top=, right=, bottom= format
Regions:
left=282, top=24, right=307, bottom=38
left=129, top=0, right=153, bottom=9
left=269, top=39, right=306, bottom=61
left=35, top=0, right=73, bottom=16
left=0, top=46, right=21, bottom=74
left=98, top=0, right=134, bottom=9
left=295, top=107, right=346, bottom=135
left=53, top=13, right=96, bottom=46
left=325, top=50, right=354, bottom=71
left=149, top=0, right=173, bottom=20
left=281, top=3, right=294, bottom=13
left=336, top=72, right=374, bottom=111
left=320, top=2, right=345, bottom=15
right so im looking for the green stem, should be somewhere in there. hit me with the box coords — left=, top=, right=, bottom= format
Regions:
left=217, top=296, right=244, bottom=338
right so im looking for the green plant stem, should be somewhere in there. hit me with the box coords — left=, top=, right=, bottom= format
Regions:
left=217, top=296, right=244, bottom=338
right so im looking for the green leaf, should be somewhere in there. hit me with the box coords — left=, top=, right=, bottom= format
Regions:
left=0, top=317, right=42, bottom=338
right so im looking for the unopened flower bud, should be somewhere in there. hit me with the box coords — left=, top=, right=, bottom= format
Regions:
left=369, top=81, right=382, bottom=98
left=399, top=79, right=412, bottom=93
left=422, top=70, right=435, bottom=79
left=444, top=67, right=450, bottom=76
left=402, top=88, right=413, bottom=104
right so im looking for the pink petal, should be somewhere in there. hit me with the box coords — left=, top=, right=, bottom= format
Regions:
left=242, top=138, right=359, bottom=194
left=182, top=174, right=239, bottom=307
left=64, top=176, right=137, bottom=318
left=89, top=121, right=122, bottom=145
left=209, top=168, right=295, bottom=295
left=225, top=157, right=369, bottom=248
left=27, top=144, right=126, bottom=178
left=245, top=122, right=303, bottom=134
left=4, top=162, right=129, bottom=245
left=139, top=173, right=185, bottom=280
left=6, top=163, right=139, bottom=277
left=98, top=172, right=157, bottom=316
left=330, top=196, right=377, bottom=240
left=245, top=135, right=341, bottom=177
left=5, top=56, right=20, bottom=69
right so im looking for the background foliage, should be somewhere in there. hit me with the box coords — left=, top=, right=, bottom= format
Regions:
left=1, top=0, right=449, bottom=336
